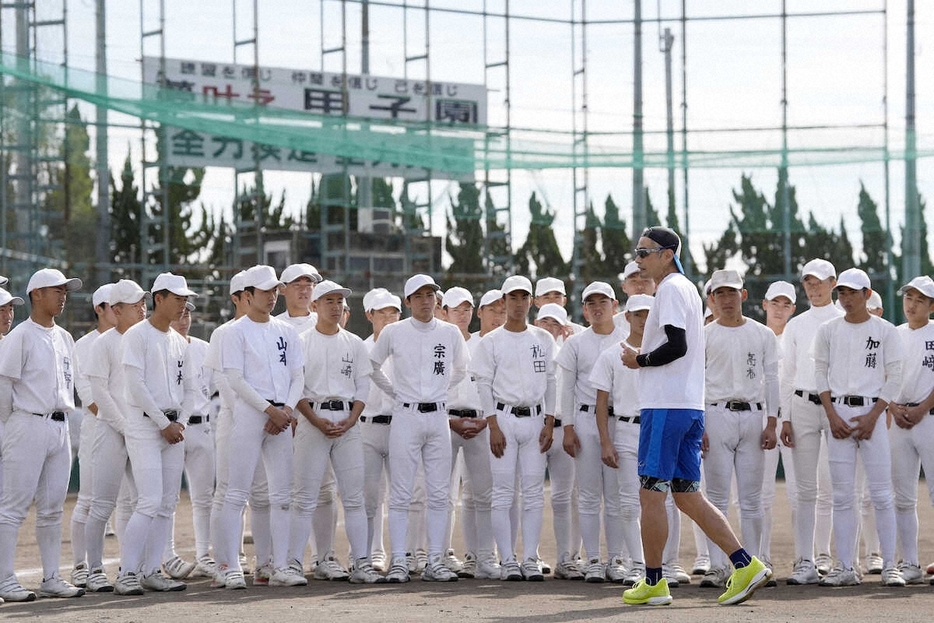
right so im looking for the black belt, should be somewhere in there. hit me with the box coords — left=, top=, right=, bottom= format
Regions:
left=579, top=404, right=614, bottom=416
left=617, top=414, right=641, bottom=424
left=361, top=414, right=392, bottom=424
left=496, top=402, right=541, bottom=417
left=553, top=418, right=562, bottom=427
left=188, top=415, right=210, bottom=425
left=448, top=408, right=479, bottom=418
left=144, top=409, right=179, bottom=422
left=832, top=395, right=878, bottom=407
left=403, top=402, right=440, bottom=413
left=794, top=390, right=821, bottom=405
left=268, top=401, right=285, bottom=408
left=33, top=411, right=66, bottom=422
left=317, top=400, right=351, bottom=411
left=710, top=401, right=763, bottom=412
left=905, top=402, right=934, bottom=415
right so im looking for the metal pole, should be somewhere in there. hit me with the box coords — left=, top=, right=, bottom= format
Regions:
left=883, top=0, right=894, bottom=314
left=95, top=0, right=111, bottom=284
left=780, top=0, right=791, bottom=279
left=358, top=0, right=372, bottom=233
left=680, top=0, right=690, bottom=275
left=662, top=27, right=675, bottom=229
left=631, top=0, right=644, bottom=241
left=14, top=4, right=31, bottom=246
left=903, top=0, right=920, bottom=280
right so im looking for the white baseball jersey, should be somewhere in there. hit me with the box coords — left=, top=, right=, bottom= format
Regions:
left=780, top=303, right=843, bottom=411
left=185, top=336, right=212, bottom=419
left=300, top=326, right=372, bottom=402
left=589, top=339, right=641, bottom=418
left=361, top=335, right=395, bottom=416
left=556, top=324, right=629, bottom=424
left=74, top=329, right=102, bottom=411
left=447, top=334, right=483, bottom=410
left=205, top=320, right=236, bottom=411
left=87, top=327, right=132, bottom=435
left=276, top=310, right=318, bottom=334
left=222, top=316, right=304, bottom=410
left=639, top=272, right=705, bottom=411
left=121, top=320, right=192, bottom=430
left=812, top=315, right=903, bottom=402
left=0, top=318, right=76, bottom=418
left=704, top=318, right=780, bottom=413
left=895, top=321, right=934, bottom=404
left=369, top=316, right=467, bottom=404
left=470, top=324, right=557, bottom=415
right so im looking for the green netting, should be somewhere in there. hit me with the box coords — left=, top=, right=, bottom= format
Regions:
left=1, top=52, right=931, bottom=174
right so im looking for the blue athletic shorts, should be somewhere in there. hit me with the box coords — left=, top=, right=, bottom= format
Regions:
left=637, top=408, right=704, bottom=482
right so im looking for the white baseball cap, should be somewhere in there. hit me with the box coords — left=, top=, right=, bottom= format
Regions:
left=442, top=287, right=474, bottom=309
left=312, top=279, right=352, bottom=302
left=363, top=287, right=390, bottom=312
left=536, top=303, right=568, bottom=325
left=280, top=263, right=322, bottom=284
left=618, top=261, right=640, bottom=281
left=703, top=279, right=713, bottom=296
left=479, top=289, right=503, bottom=308
left=764, top=280, right=796, bottom=304
left=534, top=277, right=566, bottom=297
left=867, top=291, right=883, bottom=310
left=110, top=279, right=151, bottom=305
left=0, top=275, right=8, bottom=287
left=370, top=291, right=402, bottom=311
left=404, top=274, right=440, bottom=298
left=897, top=275, right=934, bottom=299
left=228, top=271, right=247, bottom=295
left=709, top=269, right=744, bottom=292
left=801, top=258, right=836, bottom=281
left=242, top=265, right=282, bottom=291
left=502, top=275, right=533, bottom=296
left=92, top=284, right=115, bottom=308
left=26, top=268, right=82, bottom=295
left=582, top=281, right=616, bottom=302
left=151, top=272, right=198, bottom=297
left=0, top=287, right=24, bottom=307
left=834, top=268, right=871, bottom=291
left=624, top=294, right=654, bottom=313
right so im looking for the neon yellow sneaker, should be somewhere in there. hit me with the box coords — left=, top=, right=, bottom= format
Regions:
left=623, top=578, right=673, bottom=606
left=718, top=556, right=772, bottom=605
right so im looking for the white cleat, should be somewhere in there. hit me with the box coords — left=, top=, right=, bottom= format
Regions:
left=442, top=549, right=464, bottom=574
left=606, top=557, right=628, bottom=584
left=191, top=556, right=217, bottom=579
left=584, top=558, right=605, bottom=584
left=787, top=558, right=820, bottom=585
left=164, top=555, right=196, bottom=580
left=818, top=565, right=860, bottom=587
left=269, top=567, right=308, bottom=587
left=86, top=569, right=114, bottom=593
left=314, top=555, right=350, bottom=581
left=898, top=562, right=924, bottom=585
left=141, top=570, right=186, bottom=592
left=623, top=562, right=645, bottom=587
left=385, top=557, right=410, bottom=583
left=475, top=556, right=502, bottom=580
left=422, top=556, right=459, bottom=582
left=554, top=559, right=584, bottom=581
left=39, top=574, right=85, bottom=598
left=113, top=571, right=144, bottom=596
left=881, top=566, right=906, bottom=587
left=521, top=558, right=544, bottom=582
left=349, top=561, right=384, bottom=584
left=500, top=559, right=522, bottom=581
left=700, top=566, right=730, bottom=588
left=70, top=562, right=89, bottom=589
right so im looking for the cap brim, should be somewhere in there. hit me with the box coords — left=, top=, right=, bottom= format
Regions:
left=0, top=296, right=24, bottom=306
left=249, top=280, right=281, bottom=292
left=315, top=287, right=351, bottom=301
left=834, top=281, right=867, bottom=291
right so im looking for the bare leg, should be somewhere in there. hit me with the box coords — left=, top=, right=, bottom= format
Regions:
left=672, top=490, right=741, bottom=557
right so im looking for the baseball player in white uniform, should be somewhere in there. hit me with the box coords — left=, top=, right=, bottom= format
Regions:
left=699, top=270, right=779, bottom=589
left=535, top=277, right=584, bottom=337
left=359, top=288, right=401, bottom=572
left=287, top=280, right=381, bottom=584
left=115, top=273, right=197, bottom=595
left=442, top=287, right=498, bottom=579
left=558, top=282, right=630, bottom=583
left=614, top=261, right=656, bottom=331
left=0, top=269, right=83, bottom=602
left=0, top=282, right=22, bottom=515
left=470, top=276, right=556, bottom=581
left=69, top=283, right=115, bottom=590
left=887, top=276, right=934, bottom=584
left=370, top=274, right=467, bottom=583
left=84, top=280, right=149, bottom=593
left=591, top=293, right=654, bottom=587
left=162, top=301, right=216, bottom=579
left=813, top=268, right=903, bottom=587
left=781, top=258, right=842, bottom=584
left=759, top=280, right=798, bottom=578
left=218, top=265, right=304, bottom=589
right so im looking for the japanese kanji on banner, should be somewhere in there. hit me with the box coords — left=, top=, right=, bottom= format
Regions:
left=143, top=57, right=486, bottom=179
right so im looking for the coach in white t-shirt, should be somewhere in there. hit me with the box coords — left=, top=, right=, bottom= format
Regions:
left=0, top=269, right=83, bottom=602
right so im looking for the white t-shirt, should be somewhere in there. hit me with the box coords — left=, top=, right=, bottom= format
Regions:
left=361, top=334, right=395, bottom=417
left=780, top=302, right=843, bottom=412
left=186, top=336, right=212, bottom=418
left=812, top=315, right=903, bottom=403
left=369, top=316, right=467, bottom=405
left=222, top=316, right=304, bottom=411
left=0, top=318, right=76, bottom=416
left=87, top=327, right=131, bottom=434
left=276, top=310, right=318, bottom=334
left=704, top=318, right=780, bottom=414
left=470, top=324, right=557, bottom=417
left=589, top=339, right=641, bottom=418
left=121, top=319, right=191, bottom=430
left=639, top=272, right=705, bottom=411
left=895, top=321, right=934, bottom=404
left=447, top=334, right=483, bottom=411
left=556, top=324, right=629, bottom=425
left=300, top=326, right=371, bottom=403
left=74, top=328, right=104, bottom=410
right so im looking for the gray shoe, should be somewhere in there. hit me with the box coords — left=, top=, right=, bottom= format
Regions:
left=500, top=559, right=522, bottom=581
left=114, top=571, right=144, bottom=596
left=385, top=557, right=410, bottom=583
left=700, top=566, right=729, bottom=588
left=898, top=562, right=924, bottom=584
left=71, top=562, right=89, bottom=589
left=819, top=565, right=860, bottom=587
left=422, top=556, right=459, bottom=582
left=787, top=558, right=820, bottom=585
left=554, top=559, right=584, bottom=580
left=39, top=574, right=84, bottom=598
left=521, top=558, right=544, bottom=582
left=140, top=570, right=187, bottom=592
left=86, top=569, right=114, bottom=593
left=164, top=555, right=195, bottom=580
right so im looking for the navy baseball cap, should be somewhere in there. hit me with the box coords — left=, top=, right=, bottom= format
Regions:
left=641, top=226, right=684, bottom=274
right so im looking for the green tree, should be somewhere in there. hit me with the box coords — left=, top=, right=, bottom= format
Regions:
left=856, top=182, right=886, bottom=276
left=484, top=190, right=512, bottom=277
left=803, top=213, right=852, bottom=269
left=514, top=192, right=568, bottom=279
left=110, top=152, right=142, bottom=268
left=445, top=182, right=484, bottom=278
left=581, top=201, right=604, bottom=282
left=45, top=105, right=94, bottom=266
left=601, top=193, right=631, bottom=278
left=664, top=187, right=697, bottom=276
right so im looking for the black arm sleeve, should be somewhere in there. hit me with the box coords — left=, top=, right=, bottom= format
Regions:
left=636, top=324, right=687, bottom=367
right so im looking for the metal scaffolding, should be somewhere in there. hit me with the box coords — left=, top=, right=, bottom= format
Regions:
left=569, top=0, right=589, bottom=308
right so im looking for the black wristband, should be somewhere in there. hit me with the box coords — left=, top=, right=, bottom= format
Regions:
left=636, top=353, right=649, bottom=367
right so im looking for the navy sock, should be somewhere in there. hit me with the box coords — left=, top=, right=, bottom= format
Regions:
left=646, top=566, right=663, bottom=585
left=729, top=548, right=752, bottom=569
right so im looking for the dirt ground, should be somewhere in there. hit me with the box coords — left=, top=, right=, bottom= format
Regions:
left=6, top=480, right=934, bottom=622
